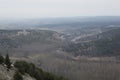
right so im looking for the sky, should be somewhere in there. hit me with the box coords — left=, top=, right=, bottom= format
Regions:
left=0, top=0, right=120, bottom=18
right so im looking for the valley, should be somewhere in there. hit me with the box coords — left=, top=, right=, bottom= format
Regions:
left=0, top=16, right=120, bottom=80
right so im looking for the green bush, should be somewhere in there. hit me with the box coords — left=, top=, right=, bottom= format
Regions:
left=14, top=60, right=68, bottom=80
left=13, top=71, right=23, bottom=80
left=14, top=61, right=30, bottom=74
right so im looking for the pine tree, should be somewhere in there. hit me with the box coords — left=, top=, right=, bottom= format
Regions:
left=0, top=54, right=4, bottom=64
left=5, top=54, right=11, bottom=70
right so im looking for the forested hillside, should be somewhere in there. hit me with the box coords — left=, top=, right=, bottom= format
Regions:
left=63, top=28, right=120, bottom=56
left=0, top=27, right=120, bottom=80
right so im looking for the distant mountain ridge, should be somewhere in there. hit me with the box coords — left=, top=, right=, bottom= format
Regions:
left=0, top=16, right=120, bottom=29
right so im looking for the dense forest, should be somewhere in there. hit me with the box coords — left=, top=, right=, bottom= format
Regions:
left=63, top=28, right=120, bottom=57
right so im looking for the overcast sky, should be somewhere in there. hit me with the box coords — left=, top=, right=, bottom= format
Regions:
left=0, top=0, right=120, bottom=18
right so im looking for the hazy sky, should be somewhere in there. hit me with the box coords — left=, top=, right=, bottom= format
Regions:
left=0, top=0, right=120, bottom=18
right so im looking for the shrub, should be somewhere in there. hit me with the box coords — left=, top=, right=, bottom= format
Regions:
left=14, top=60, right=68, bottom=80
left=13, top=71, right=23, bottom=80
left=14, top=61, right=30, bottom=74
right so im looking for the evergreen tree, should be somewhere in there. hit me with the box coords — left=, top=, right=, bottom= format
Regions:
left=0, top=54, right=4, bottom=64
left=5, top=54, right=11, bottom=70
left=14, top=71, right=23, bottom=80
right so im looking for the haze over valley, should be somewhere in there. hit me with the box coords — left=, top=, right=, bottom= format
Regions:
left=0, top=16, right=120, bottom=80
left=0, top=0, right=120, bottom=79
